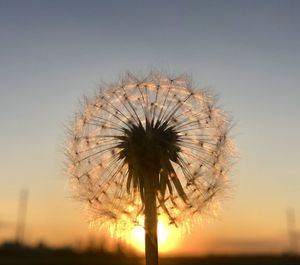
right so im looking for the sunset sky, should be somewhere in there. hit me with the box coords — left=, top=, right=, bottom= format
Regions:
left=0, top=0, right=300, bottom=255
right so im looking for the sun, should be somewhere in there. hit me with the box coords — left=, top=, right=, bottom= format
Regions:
left=128, top=216, right=179, bottom=253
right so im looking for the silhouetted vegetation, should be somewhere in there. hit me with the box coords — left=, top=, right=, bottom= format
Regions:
left=161, top=255, right=300, bottom=265
left=0, top=241, right=139, bottom=265
left=0, top=241, right=299, bottom=265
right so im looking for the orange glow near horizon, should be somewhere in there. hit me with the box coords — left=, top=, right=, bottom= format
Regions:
left=127, top=216, right=180, bottom=253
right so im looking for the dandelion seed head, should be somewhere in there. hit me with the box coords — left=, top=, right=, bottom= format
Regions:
left=65, top=72, right=236, bottom=236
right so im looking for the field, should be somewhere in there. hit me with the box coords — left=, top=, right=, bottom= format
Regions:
left=1, top=243, right=299, bottom=265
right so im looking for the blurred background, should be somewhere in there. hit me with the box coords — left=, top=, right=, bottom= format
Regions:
left=0, top=0, right=299, bottom=264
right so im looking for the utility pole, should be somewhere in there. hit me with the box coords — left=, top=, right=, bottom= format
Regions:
left=287, top=208, right=298, bottom=254
left=15, top=189, right=28, bottom=244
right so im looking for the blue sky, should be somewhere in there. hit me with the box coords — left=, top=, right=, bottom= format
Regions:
left=0, top=0, right=299, bottom=254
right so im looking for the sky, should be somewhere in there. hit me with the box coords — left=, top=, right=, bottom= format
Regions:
left=0, top=0, right=300, bottom=255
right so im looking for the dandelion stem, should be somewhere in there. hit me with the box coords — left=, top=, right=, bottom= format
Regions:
left=144, top=176, right=158, bottom=265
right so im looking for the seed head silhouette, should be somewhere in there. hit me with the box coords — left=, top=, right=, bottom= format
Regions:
left=65, top=72, right=235, bottom=265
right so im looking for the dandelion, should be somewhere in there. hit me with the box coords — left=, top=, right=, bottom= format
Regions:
left=65, top=72, right=235, bottom=265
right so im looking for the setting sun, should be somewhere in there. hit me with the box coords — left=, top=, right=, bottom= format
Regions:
left=128, top=217, right=179, bottom=253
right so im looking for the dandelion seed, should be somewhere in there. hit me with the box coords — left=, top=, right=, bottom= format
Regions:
left=65, top=72, right=236, bottom=265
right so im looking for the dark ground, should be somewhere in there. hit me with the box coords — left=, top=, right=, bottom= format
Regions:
left=1, top=242, right=299, bottom=265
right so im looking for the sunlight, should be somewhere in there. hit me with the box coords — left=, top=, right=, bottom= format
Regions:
left=128, top=216, right=179, bottom=253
